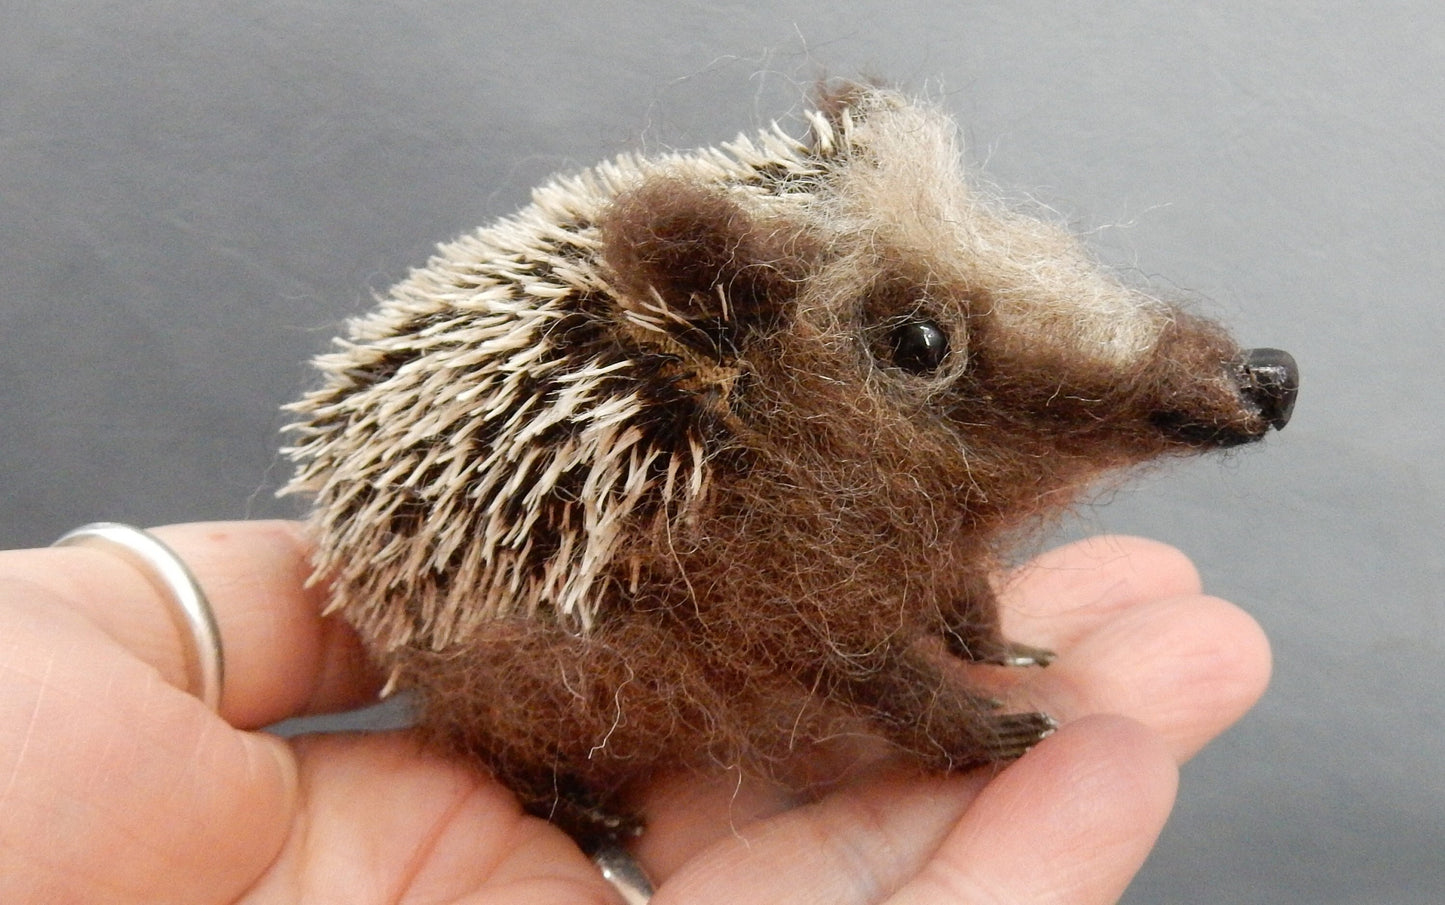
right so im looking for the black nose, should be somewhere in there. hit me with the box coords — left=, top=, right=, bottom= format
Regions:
left=1239, top=348, right=1298, bottom=431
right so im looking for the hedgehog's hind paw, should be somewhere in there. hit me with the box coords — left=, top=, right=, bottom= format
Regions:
left=557, top=803, right=646, bottom=855
left=524, top=784, right=646, bottom=854
left=979, top=710, right=1059, bottom=761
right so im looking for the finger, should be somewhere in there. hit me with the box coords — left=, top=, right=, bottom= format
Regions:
left=649, top=718, right=1174, bottom=905
left=148, top=521, right=380, bottom=727
left=0, top=576, right=300, bottom=904
left=997, top=535, right=1203, bottom=650
left=886, top=716, right=1177, bottom=905
left=635, top=768, right=807, bottom=881
left=0, top=520, right=378, bottom=728
left=987, top=534, right=1269, bottom=761
left=1017, top=593, right=1271, bottom=761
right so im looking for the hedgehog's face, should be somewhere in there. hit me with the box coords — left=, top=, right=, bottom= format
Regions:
left=599, top=88, right=1295, bottom=530
left=815, top=89, right=1295, bottom=456
left=825, top=228, right=1298, bottom=451
left=824, top=259, right=1297, bottom=523
left=760, top=249, right=1298, bottom=530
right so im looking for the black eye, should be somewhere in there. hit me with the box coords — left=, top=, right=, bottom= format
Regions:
left=887, top=318, right=950, bottom=373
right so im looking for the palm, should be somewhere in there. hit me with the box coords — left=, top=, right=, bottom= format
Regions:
left=0, top=523, right=1269, bottom=904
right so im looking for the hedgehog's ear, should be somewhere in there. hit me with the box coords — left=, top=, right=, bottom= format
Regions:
left=808, top=77, right=891, bottom=152
left=812, top=77, right=887, bottom=125
left=601, top=176, right=805, bottom=355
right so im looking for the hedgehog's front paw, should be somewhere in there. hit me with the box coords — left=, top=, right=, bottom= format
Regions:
left=979, top=710, right=1059, bottom=761
left=989, top=641, right=1056, bottom=668
left=944, top=632, right=1056, bottom=668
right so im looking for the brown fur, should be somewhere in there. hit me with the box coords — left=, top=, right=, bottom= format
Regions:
left=285, top=83, right=1295, bottom=845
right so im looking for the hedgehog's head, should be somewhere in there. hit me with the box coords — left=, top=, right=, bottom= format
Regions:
left=599, top=84, right=1296, bottom=536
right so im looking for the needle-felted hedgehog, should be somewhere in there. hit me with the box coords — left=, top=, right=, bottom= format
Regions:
left=285, top=82, right=1298, bottom=844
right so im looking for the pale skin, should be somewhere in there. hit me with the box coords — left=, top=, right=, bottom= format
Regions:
left=0, top=521, right=1270, bottom=904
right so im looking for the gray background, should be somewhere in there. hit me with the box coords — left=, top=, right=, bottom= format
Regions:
left=2, top=2, right=1440, bottom=902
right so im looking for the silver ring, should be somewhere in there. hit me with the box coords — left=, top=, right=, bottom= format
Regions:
left=53, top=522, right=225, bottom=710
left=593, top=845, right=654, bottom=904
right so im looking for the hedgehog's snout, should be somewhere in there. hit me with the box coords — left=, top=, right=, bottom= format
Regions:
left=1151, top=346, right=1298, bottom=448
left=1238, top=347, right=1298, bottom=432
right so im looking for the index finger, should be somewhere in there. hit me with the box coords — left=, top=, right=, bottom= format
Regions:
left=0, top=520, right=379, bottom=728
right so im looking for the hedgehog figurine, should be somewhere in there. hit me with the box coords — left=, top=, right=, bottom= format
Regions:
left=285, top=82, right=1297, bottom=846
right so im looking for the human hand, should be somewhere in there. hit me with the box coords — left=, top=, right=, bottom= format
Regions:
left=0, top=521, right=1269, bottom=904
